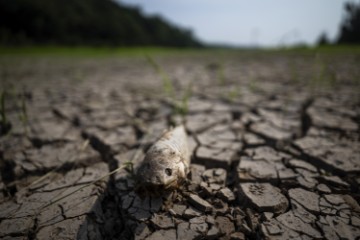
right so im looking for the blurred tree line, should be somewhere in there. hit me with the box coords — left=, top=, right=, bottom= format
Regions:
left=337, top=1, right=360, bottom=44
left=0, top=0, right=202, bottom=47
left=319, top=1, right=360, bottom=45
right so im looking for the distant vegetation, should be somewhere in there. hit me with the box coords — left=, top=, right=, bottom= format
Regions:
left=337, top=1, right=360, bottom=44
left=318, top=1, right=360, bottom=45
left=0, top=0, right=202, bottom=47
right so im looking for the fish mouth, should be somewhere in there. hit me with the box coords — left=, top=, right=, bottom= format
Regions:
left=135, top=179, right=178, bottom=197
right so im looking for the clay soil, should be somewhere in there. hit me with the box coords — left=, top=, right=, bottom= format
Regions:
left=0, top=50, right=359, bottom=239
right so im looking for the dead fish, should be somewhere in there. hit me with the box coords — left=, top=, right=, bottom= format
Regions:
left=136, top=125, right=190, bottom=195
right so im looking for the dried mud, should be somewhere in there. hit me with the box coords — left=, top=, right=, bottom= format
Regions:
left=0, top=52, right=359, bottom=239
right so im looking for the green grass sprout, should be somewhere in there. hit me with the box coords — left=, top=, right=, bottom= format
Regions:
left=145, top=54, right=174, bottom=97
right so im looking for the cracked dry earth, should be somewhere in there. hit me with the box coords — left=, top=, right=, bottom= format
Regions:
left=0, top=52, right=359, bottom=240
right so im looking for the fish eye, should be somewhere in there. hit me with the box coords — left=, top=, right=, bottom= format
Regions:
left=165, top=168, right=172, bottom=176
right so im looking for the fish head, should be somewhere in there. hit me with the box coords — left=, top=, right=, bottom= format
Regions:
left=135, top=149, right=186, bottom=193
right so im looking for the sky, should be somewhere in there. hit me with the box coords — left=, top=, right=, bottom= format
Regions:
left=119, top=0, right=357, bottom=47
